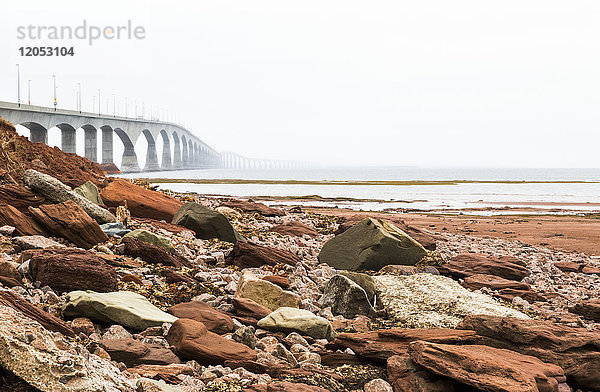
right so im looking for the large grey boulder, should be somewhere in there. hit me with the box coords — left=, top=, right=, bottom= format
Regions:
left=318, top=218, right=427, bottom=271
left=171, top=202, right=244, bottom=243
left=63, top=290, right=178, bottom=330
left=123, top=229, right=175, bottom=253
left=23, top=169, right=115, bottom=224
left=319, top=274, right=376, bottom=318
left=257, top=307, right=336, bottom=340
left=74, top=181, right=104, bottom=206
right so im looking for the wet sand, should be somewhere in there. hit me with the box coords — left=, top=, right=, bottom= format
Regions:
left=306, top=207, right=600, bottom=256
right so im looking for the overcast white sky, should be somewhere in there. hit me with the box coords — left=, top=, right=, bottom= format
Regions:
left=2, top=1, right=600, bottom=167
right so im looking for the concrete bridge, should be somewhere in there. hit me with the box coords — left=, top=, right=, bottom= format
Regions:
left=220, top=151, right=310, bottom=169
left=0, top=101, right=219, bottom=172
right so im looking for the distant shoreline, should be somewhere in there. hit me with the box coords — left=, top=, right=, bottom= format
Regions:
left=136, top=178, right=600, bottom=186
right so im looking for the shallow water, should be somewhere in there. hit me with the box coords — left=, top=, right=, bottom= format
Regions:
left=118, top=167, right=600, bottom=215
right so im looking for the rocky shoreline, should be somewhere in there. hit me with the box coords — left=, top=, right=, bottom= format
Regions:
left=0, top=120, right=599, bottom=392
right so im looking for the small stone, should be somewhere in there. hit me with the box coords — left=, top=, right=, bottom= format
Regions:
left=0, top=226, right=16, bottom=236
left=363, top=378, right=393, bottom=392
left=102, top=325, right=133, bottom=340
left=232, top=326, right=257, bottom=349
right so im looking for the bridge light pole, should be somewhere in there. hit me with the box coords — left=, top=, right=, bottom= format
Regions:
left=16, top=64, right=21, bottom=107
left=77, top=83, right=81, bottom=113
left=125, top=97, right=128, bottom=118
left=98, top=89, right=101, bottom=116
left=52, top=75, right=57, bottom=111
left=112, top=94, right=116, bottom=118
left=28, top=80, right=31, bottom=105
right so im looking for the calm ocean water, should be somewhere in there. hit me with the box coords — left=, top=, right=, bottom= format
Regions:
left=119, top=167, right=600, bottom=215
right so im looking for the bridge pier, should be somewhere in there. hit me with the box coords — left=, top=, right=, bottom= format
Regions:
left=173, top=147, right=182, bottom=168
left=121, top=147, right=141, bottom=172
left=145, top=143, right=160, bottom=171
left=60, top=128, right=76, bottom=154
left=83, top=126, right=97, bottom=162
left=102, top=128, right=113, bottom=163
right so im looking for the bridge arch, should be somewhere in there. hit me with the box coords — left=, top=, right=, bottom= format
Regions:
left=113, top=127, right=139, bottom=172
left=53, top=124, right=77, bottom=153
left=140, top=129, right=159, bottom=171
left=19, top=122, right=48, bottom=144
left=159, top=130, right=172, bottom=169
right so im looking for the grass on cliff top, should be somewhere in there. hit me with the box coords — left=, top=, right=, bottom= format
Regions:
left=139, top=178, right=600, bottom=186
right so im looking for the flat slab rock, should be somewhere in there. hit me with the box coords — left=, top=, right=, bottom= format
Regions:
left=0, top=304, right=134, bottom=392
left=458, top=314, right=600, bottom=390
left=374, top=274, right=529, bottom=328
left=100, top=178, right=182, bottom=221
left=221, top=199, right=285, bottom=217
left=257, top=307, right=336, bottom=341
left=438, top=253, right=529, bottom=281
left=63, top=290, right=178, bottom=331
left=409, top=341, right=568, bottom=392
left=330, top=328, right=476, bottom=363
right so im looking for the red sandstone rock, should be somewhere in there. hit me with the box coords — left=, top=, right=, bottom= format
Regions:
left=262, top=275, right=291, bottom=289
left=100, top=178, right=182, bottom=221
left=0, top=289, right=74, bottom=336
left=221, top=199, right=285, bottom=217
left=0, top=185, right=46, bottom=213
left=166, top=318, right=257, bottom=365
left=569, top=299, right=600, bottom=322
left=461, top=273, right=530, bottom=291
left=232, top=297, right=272, bottom=324
left=161, top=268, right=195, bottom=284
left=0, top=260, right=22, bottom=287
left=122, top=236, right=190, bottom=268
left=100, top=338, right=181, bottom=368
left=409, top=341, right=567, bottom=392
left=270, top=221, right=319, bottom=237
left=0, top=204, right=45, bottom=236
left=0, top=120, right=105, bottom=189
left=227, top=241, right=300, bottom=269
left=438, top=253, right=529, bottom=281
left=128, top=364, right=194, bottom=384
left=328, top=328, right=477, bottom=363
left=246, top=383, right=330, bottom=392
left=28, top=201, right=108, bottom=249
left=495, top=288, right=547, bottom=303
left=387, top=354, right=456, bottom=392
left=26, top=247, right=118, bottom=293
left=458, top=314, right=600, bottom=390
left=169, top=301, right=234, bottom=334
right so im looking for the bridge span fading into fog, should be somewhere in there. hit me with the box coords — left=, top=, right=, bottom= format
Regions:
left=0, top=101, right=307, bottom=172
